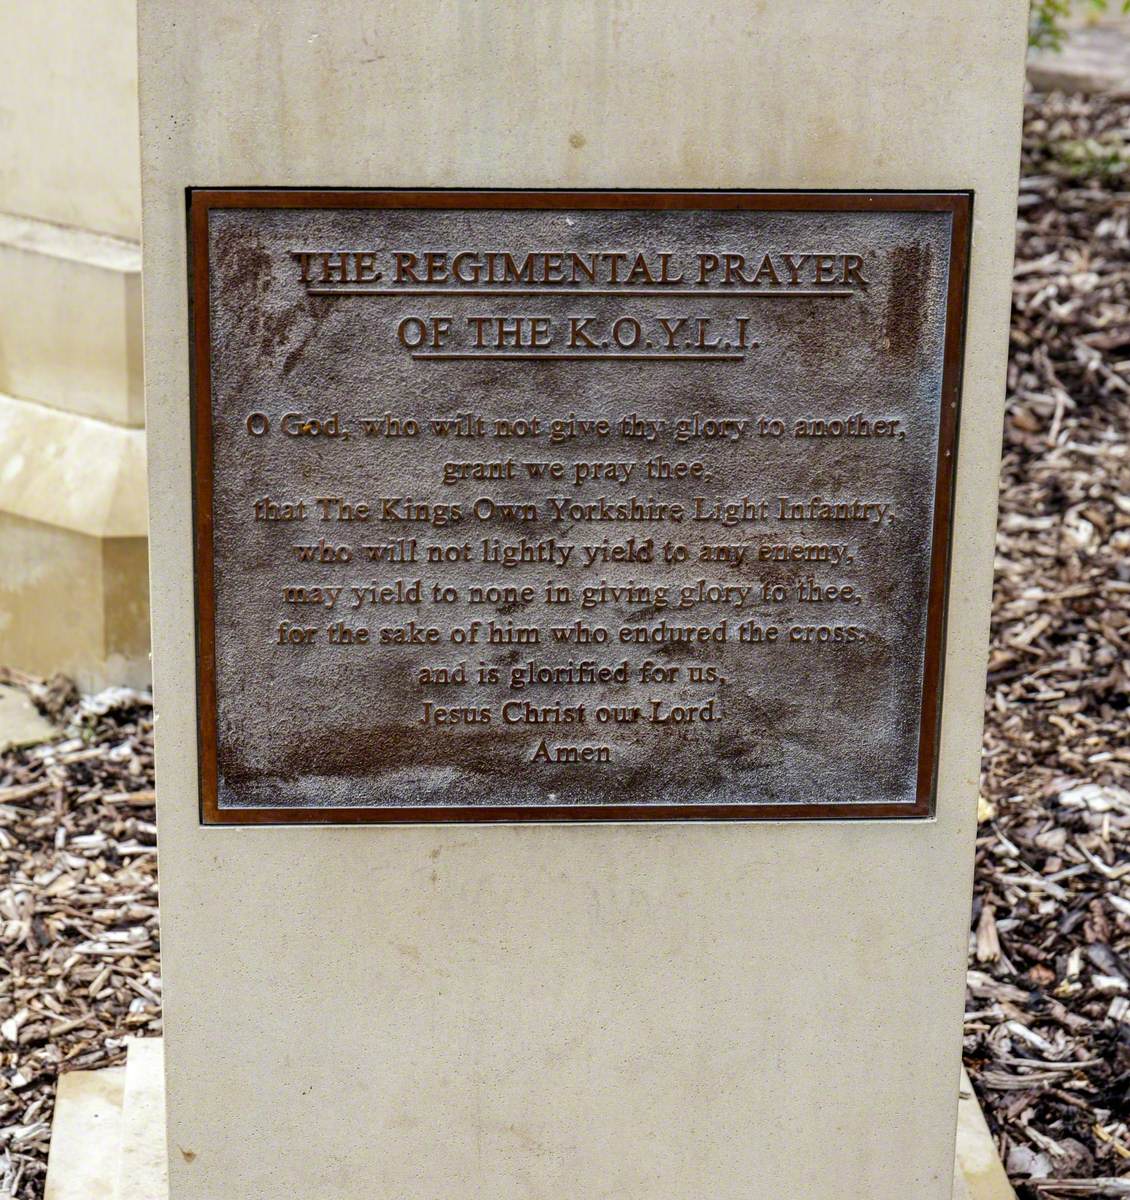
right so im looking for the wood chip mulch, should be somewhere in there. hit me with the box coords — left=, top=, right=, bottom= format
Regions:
left=0, top=671, right=158, bottom=1200
left=969, top=90, right=1130, bottom=1199
left=0, top=88, right=1127, bottom=1200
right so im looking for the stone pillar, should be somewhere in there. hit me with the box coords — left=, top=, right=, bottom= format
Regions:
left=0, top=0, right=149, bottom=690
left=139, top=4, right=1028, bottom=1198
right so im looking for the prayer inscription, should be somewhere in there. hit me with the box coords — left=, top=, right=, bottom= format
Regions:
left=190, top=190, right=968, bottom=821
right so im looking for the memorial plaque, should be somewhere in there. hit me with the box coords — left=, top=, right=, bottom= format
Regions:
left=189, top=189, right=969, bottom=822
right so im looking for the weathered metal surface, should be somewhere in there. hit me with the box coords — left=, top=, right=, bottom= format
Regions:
left=190, top=190, right=969, bottom=822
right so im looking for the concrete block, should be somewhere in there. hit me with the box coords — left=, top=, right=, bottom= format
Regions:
left=0, top=513, right=149, bottom=692
left=0, top=390, right=149, bottom=690
left=0, top=213, right=142, bottom=426
left=0, top=391, right=147, bottom=539
left=0, top=0, right=140, bottom=240
left=1028, top=18, right=1130, bottom=96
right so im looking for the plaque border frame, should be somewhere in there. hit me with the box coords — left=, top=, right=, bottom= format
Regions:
left=187, top=188, right=971, bottom=825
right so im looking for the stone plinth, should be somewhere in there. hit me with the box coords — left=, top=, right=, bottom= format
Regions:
left=139, top=3, right=1028, bottom=1198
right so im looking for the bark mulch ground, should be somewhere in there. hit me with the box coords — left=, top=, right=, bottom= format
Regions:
left=967, top=91, right=1130, bottom=1198
left=0, top=90, right=1128, bottom=1200
left=0, top=674, right=158, bottom=1199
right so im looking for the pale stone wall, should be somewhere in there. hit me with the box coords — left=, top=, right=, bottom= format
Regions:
left=0, top=1, right=149, bottom=690
left=0, top=0, right=140, bottom=239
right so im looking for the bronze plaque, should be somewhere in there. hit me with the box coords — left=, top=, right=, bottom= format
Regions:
left=189, top=190, right=969, bottom=823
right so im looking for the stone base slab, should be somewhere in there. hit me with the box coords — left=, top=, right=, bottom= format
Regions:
left=955, top=1067, right=1017, bottom=1200
left=45, top=1042, right=1012, bottom=1200
left=43, top=1065, right=126, bottom=1200
left=44, top=1039, right=166, bottom=1200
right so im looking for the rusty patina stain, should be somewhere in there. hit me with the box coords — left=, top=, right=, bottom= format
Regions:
left=884, top=243, right=934, bottom=357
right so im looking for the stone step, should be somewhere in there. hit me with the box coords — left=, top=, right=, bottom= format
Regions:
left=0, top=390, right=147, bottom=540
left=43, top=1039, right=167, bottom=1200
left=0, top=211, right=142, bottom=427
left=42, top=1065, right=125, bottom=1200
